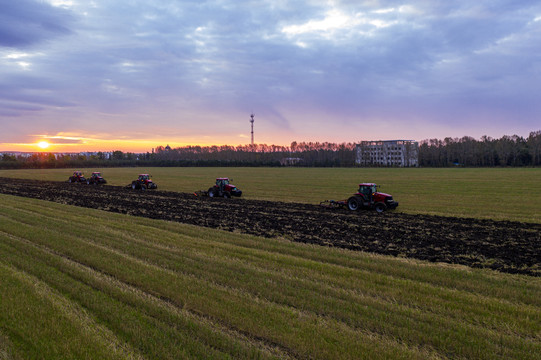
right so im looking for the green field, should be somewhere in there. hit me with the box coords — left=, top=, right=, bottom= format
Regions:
left=1, top=194, right=540, bottom=359
left=1, top=167, right=541, bottom=223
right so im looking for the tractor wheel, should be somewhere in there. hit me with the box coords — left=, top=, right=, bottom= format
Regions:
left=208, top=188, right=216, bottom=197
left=223, top=191, right=231, bottom=199
left=347, top=196, right=361, bottom=211
left=86, top=179, right=91, bottom=185
left=140, top=184, right=146, bottom=190
left=131, top=182, right=137, bottom=190
left=68, top=177, right=73, bottom=183
left=375, top=202, right=387, bottom=213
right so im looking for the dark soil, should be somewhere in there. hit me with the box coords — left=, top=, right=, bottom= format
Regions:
left=1, top=177, right=539, bottom=276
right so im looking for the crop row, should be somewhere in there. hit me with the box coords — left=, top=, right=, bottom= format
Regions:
left=1, top=194, right=540, bottom=359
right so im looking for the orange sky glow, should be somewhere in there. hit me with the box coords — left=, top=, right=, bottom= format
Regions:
left=1, top=139, right=216, bottom=153
left=0, top=133, right=288, bottom=153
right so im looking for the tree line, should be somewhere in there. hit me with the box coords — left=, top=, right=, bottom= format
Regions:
left=152, top=142, right=356, bottom=167
left=419, top=131, right=541, bottom=167
left=1, top=131, right=540, bottom=169
left=0, top=142, right=357, bottom=169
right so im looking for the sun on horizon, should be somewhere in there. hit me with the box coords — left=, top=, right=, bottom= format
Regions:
left=37, top=141, right=50, bottom=149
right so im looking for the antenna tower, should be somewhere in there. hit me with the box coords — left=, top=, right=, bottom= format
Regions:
left=250, top=113, right=255, bottom=145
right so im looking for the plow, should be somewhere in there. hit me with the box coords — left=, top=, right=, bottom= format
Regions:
left=319, top=199, right=347, bottom=209
left=193, top=190, right=209, bottom=197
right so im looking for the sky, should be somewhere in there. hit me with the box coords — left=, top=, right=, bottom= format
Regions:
left=1, top=0, right=540, bottom=152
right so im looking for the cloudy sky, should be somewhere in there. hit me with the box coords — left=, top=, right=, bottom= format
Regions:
left=1, top=0, right=540, bottom=152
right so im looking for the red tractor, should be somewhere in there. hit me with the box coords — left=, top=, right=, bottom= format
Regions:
left=321, top=183, right=398, bottom=213
left=130, top=174, right=157, bottom=190
left=68, top=171, right=86, bottom=183
left=203, top=178, right=242, bottom=198
left=86, top=172, right=107, bottom=185
left=347, top=183, right=398, bottom=212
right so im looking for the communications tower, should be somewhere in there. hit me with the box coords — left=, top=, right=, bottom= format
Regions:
left=250, top=113, right=255, bottom=145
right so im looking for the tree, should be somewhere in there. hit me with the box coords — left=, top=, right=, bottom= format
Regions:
left=112, top=150, right=124, bottom=160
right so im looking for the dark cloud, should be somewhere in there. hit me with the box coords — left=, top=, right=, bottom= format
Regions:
left=0, top=0, right=73, bottom=48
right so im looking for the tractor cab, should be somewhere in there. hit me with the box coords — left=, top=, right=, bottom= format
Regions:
left=74, top=171, right=84, bottom=177
left=138, top=174, right=151, bottom=182
left=357, top=183, right=377, bottom=199
left=356, top=183, right=392, bottom=204
left=91, top=172, right=102, bottom=179
left=216, top=178, right=230, bottom=189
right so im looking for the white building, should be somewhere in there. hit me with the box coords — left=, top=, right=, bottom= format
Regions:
left=280, top=157, right=303, bottom=166
left=356, top=140, right=419, bottom=167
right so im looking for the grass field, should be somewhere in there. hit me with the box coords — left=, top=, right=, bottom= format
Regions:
left=1, top=167, right=541, bottom=223
left=1, top=193, right=540, bottom=359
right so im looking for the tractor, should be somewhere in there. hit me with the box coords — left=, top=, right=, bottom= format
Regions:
left=68, top=171, right=86, bottom=183
left=320, top=183, right=398, bottom=213
left=130, top=174, right=157, bottom=190
left=195, top=178, right=242, bottom=198
left=86, top=172, right=107, bottom=185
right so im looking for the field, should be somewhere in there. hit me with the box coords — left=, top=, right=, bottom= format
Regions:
left=1, top=167, right=541, bottom=223
left=0, top=177, right=539, bottom=276
left=1, top=167, right=540, bottom=359
left=1, top=194, right=540, bottom=359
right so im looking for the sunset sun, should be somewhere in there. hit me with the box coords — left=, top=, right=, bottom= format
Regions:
left=37, top=141, right=50, bottom=149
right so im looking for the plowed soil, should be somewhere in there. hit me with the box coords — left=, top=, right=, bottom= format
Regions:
left=1, top=177, right=539, bottom=276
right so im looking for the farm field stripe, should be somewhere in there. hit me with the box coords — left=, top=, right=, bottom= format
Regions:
left=0, top=230, right=290, bottom=359
left=104, top=216, right=541, bottom=305
left=2, top=197, right=536, bottom=360
left=0, top=229, right=432, bottom=358
left=1, top=214, right=538, bottom=358
left=2, top=193, right=541, bottom=310
left=0, top=262, right=143, bottom=360
left=0, top=232, right=283, bottom=360
left=2, top=195, right=535, bottom=358
left=2, top=194, right=541, bottom=307
left=16, top=207, right=537, bottom=344
left=0, top=215, right=436, bottom=360
left=2, top=195, right=540, bottom=317
left=2, top=202, right=539, bottom=340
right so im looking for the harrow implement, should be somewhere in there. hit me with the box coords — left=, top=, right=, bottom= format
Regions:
left=319, top=199, right=347, bottom=209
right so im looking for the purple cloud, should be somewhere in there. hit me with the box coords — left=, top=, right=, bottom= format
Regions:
left=0, top=0, right=73, bottom=47
left=1, top=0, right=540, bottom=150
